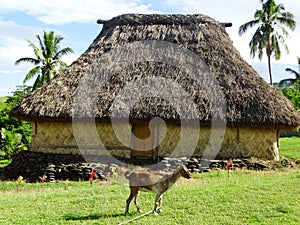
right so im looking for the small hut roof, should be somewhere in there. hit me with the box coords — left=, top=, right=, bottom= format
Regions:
left=11, top=13, right=300, bottom=129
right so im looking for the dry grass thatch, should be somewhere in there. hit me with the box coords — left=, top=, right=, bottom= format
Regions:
left=11, top=13, right=300, bottom=129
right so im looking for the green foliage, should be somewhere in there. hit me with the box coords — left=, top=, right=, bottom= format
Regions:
left=0, top=128, right=27, bottom=159
left=0, top=97, right=8, bottom=110
left=15, top=30, right=73, bottom=90
left=283, top=86, right=300, bottom=110
left=276, top=57, right=300, bottom=110
left=0, top=159, right=11, bottom=167
left=0, top=86, right=32, bottom=159
left=0, top=170, right=299, bottom=224
left=279, top=56, right=300, bottom=89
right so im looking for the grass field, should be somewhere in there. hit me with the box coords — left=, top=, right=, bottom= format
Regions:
left=0, top=169, right=299, bottom=225
left=0, top=110, right=299, bottom=224
left=279, top=136, right=300, bottom=159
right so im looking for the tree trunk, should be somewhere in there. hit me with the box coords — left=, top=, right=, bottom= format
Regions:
left=267, top=35, right=273, bottom=85
left=267, top=54, right=273, bottom=85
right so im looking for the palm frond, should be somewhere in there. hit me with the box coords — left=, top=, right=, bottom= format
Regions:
left=23, top=66, right=40, bottom=84
left=36, top=34, right=46, bottom=56
left=43, top=31, right=55, bottom=59
left=32, top=74, right=42, bottom=90
left=278, top=3, right=285, bottom=11
left=249, top=27, right=266, bottom=59
left=238, top=19, right=259, bottom=35
left=54, top=60, right=68, bottom=72
left=276, top=15, right=296, bottom=31
left=278, top=78, right=296, bottom=87
left=276, top=25, right=290, bottom=39
left=15, top=57, right=39, bottom=65
left=254, top=9, right=262, bottom=19
left=270, top=34, right=281, bottom=60
left=285, top=64, right=300, bottom=87
left=53, top=47, right=74, bottom=60
left=285, top=68, right=300, bottom=78
left=25, top=39, right=43, bottom=61
left=53, top=35, right=64, bottom=53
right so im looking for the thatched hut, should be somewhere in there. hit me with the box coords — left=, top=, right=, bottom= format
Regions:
left=11, top=14, right=300, bottom=161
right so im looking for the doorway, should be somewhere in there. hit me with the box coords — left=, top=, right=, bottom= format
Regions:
left=131, top=121, right=155, bottom=158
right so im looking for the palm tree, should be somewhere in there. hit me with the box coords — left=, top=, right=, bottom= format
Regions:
left=15, top=30, right=73, bottom=90
left=238, top=0, right=296, bottom=85
left=279, top=57, right=300, bottom=87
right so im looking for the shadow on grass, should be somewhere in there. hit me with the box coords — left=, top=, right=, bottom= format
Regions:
left=63, top=212, right=125, bottom=221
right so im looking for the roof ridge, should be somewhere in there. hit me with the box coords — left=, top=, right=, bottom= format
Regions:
left=97, top=13, right=232, bottom=28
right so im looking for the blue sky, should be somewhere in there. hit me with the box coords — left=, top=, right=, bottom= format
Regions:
left=0, top=0, right=299, bottom=96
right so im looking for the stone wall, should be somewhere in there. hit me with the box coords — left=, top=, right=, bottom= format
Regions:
left=0, top=151, right=295, bottom=182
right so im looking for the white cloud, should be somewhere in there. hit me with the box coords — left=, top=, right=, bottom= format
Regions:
left=163, top=0, right=300, bottom=64
left=0, top=69, right=24, bottom=74
left=0, top=0, right=157, bottom=24
left=2, top=0, right=297, bottom=64
left=0, top=18, right=79, bottom=68
left=0, top=0, right=159, bottom=88
left=0, top=20, right=40, bottom=68
left=0, top=0, right=299, bottom=94
left=61, top=53, right=79, bottom=66
left=0, top=0, right=159, bottom=95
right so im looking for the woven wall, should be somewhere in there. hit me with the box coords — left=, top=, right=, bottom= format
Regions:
left=31, top=122, right=278, bottom=160
left=157, top=125, right=278, bottom=160
left=31, top=122, right=131, bottom=157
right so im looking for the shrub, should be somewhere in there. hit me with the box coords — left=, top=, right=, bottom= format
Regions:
left=0, top=86, right=32, bottom=159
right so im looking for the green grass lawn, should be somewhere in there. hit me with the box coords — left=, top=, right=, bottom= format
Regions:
left=0, top=169, right=299, bottom=225
left=279, top=136, right=300, bottom=159
left=0, top=130, right=298, bottom=224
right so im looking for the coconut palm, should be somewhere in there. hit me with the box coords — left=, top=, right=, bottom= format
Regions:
left=238, top=0, right=296, bottom=85
left=279, top=57, right=300, bottom=87
left=15, top=30, right=73, bottom=90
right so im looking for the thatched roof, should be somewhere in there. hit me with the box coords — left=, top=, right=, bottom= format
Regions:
left=11, top=14, right=300, bottom=129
